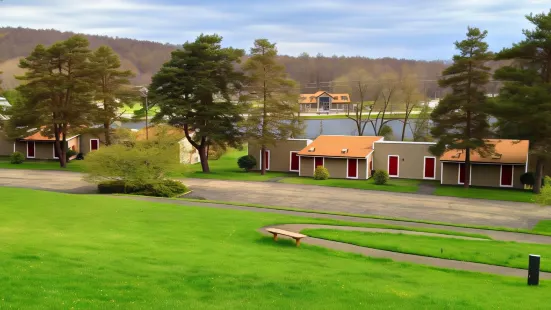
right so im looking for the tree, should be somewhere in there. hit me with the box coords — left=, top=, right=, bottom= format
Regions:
left=429, top=27, right=494, bottom=188
left=242, top=39, right=303, bottom=175
left=491, top=10, right=551, bottom=194
left=149, top=34, right=246, bottom=173
left=90, top=46, right=135, bottom=146
left=399, top=73, right=422, bottom=140
left=412, top=103, right=433, bottom=142
left=10, top=35, right=96, bottom=168
left=336, top=69, right=376, bottom=136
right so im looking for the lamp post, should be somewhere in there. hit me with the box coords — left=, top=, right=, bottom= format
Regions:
left=140, top=87, right=149, bottom=140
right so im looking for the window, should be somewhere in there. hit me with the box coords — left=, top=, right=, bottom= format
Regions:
left=314, top=157, right=324, bottom=172
left=90, top=139, right=99, bottom=151
left=388, top=155, right=399, bottom=177
left=341, top=96, right=348, bottom=101
left=290, top=152, right=299, bottom=172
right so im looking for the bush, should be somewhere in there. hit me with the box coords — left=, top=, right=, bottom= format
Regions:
left=237, top=155, right=257, bottom=171
left=313, top=166, right=330, bottom=180
left=10, top=152, right=24, bottom=164
left=521, top=172, right=535, bottom=187
left=66, top=149, right=78, bottom=161
left=535, top=176, right=551, bottom=206
left=373, top=170, right=389, bottom=185
left=208, top=144, right=227, bottom=160
left=76, top=153, right=84, bottom=160
left=97, top=179, right=187, bottom=197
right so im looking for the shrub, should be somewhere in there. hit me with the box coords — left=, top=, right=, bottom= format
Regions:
left=76, top=153, right=84, bottom=160
left=520, top=172, right=535, bottom=187
left=535, top=176, right=551, bottom=206
left=10, top=151, right=24, bottom=164
left=313, top=166, right=330, bottom=180
left=97, top=179, right=187, bottom=197
left=66, top=149, right=78, bottom=161
left=373, top=170, right=389, bottom=185
left=208, top=144, right=226, bottom=160
left=237, top=155, right=257, bottom=171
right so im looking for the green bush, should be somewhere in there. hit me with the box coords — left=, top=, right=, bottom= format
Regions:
left=66, top=149, right=78, bottom=161
left=520, top=172, right=535, bottom=187
left=97, top=179, right=187, bottom=197
left=535, top=176, right=551, bottom=206
left=313, top=166, right=330, bottom=180
left=373, top=170, right=389, bottom=185
left=10, top=152, right=24, bottom=164
left=237, top=155, right=257, bottom=171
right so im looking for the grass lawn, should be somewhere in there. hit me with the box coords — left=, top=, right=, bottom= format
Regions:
left=176, top=148, right=293, bottom=181
left=533, top=220, right=551, bottom=233
left=0, top=159, right=86, bottom=172
left=304, top=229, right=551, bottom=272
left=2, top=187, right=551, bottom=308
left=434, top=185, right=535, bottom=203
left=279, top=177, right=420, bottom=193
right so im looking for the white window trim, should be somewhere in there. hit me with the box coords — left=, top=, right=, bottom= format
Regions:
left=423, top=156, right=437, bottom=180
left=313, top=156, right=325, bottom=173
left=347, top=158, right=359, bottom=179
left=90, top=139, right=100, bottom=151
left=457, top=163, right=472, bottom=185
left=289, top=151, right=300, bottom=172
left=440, top=162, right=444, bottom=184
left=259, top=150, right=270, bottom=171
left=26, top=141, right=35, bottom=159
left=500, top=164, right=514, bottom=188
left=12, top=142, right=15, bottom=153
left=387, top=155, right=399, bottom=178
left=53, top=144, right=59, bottom=159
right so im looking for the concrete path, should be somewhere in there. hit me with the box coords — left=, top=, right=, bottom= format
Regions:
left=259, top=224, right=551, bottom=279
left=0, top=169, right=550, bottom=229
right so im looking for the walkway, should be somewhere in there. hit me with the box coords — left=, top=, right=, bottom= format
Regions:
left=259, top=224, right=551, bottom=279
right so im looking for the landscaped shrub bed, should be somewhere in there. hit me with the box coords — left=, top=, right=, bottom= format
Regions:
left=98, top=180, right=187, bottom=197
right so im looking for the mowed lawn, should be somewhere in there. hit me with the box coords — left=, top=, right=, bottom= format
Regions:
left=1, top=188, right=551, bottom=308
left=0, top=158, right=86, bottom=172
left=304, top=229, right=551, bottom=272
left=433, top=185, right=535, bottom=203
left=279, top=177, right=420, bottom=193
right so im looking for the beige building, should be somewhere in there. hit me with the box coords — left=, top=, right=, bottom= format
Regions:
left=248, top=139, right=312, bottom=172
left=136, top=125, right=200, bottom=165
left=299, top=91, right=352, bottom=113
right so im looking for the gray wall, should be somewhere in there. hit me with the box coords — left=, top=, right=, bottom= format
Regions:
left=373, top=142, right=440, bottom=180
left=441, top=162, right=525, bottom=189
left=248, top=139, right=311, bottom=172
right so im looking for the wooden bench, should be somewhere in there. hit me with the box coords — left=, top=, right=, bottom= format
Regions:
left=266, top=228, right=307, bottom=247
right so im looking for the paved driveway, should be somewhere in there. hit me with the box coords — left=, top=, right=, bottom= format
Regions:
left=0, top=169, right=549, bottom=228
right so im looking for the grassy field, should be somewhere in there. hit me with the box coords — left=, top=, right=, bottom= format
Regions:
left=279, top=177, right=420, bottom=193
left=533, top=220, right=551, bottom=233
left=304, top=229, right=551, bottom=272
left=0, top=159, right=85, bottom=172
left=1, top=187, right=550, bottom=308
left=434, top=185, right=535, bottom=203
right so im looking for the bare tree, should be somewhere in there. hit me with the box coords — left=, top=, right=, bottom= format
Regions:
left=399, top=74, right=422, bottom=140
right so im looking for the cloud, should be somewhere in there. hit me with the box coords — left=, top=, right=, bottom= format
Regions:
left=1, top=0, right=549, bottom=60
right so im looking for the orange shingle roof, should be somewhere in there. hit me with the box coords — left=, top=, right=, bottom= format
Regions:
left=22, top=131, right=55, bottom=141
left=299, top=91, right=351, bottom=104
left=298, top=135, right=383, bottom=158
left=440, top=139, right=529, bottom=164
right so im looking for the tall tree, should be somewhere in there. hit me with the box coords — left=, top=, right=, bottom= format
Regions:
left=491, top=11, right=551, bottom=193
left=149, top=34, right=246, bottom=173
left=336, top=69, right=377, bottom=136
left=89, top=46, right=135, bottom=146
left=10, top=35, right=96, bottom=168
left=399, top=73, right=422, bottom=140
left=429, top=27, right=494, bottom=188
left=412, top=103, right=433, bottom=142
left=242, top=39, right=303, bottom=175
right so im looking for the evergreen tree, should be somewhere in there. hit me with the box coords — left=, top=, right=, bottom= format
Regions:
left=10, top=35, right=96, bottom=168
left=491, top=11, right=551, bottom=193
left=149, top=34, right=246, bottom=173
left=429, top=27, right=494, bottom=188
left=242, top=39, right=303, bottom=175
left=90, top=46, right=135, bottom=145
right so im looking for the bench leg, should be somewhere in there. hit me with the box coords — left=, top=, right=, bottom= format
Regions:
left=271, top=232, right=278, bottom=241
left=295, top=238, right=301, bottom=247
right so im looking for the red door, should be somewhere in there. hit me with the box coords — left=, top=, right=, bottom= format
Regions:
left=388, top=156, right=398, bottom=177
left=263, top=150, right=270, bottom=170
left=91, top=139, right=99, bottom=151
left=459, top=163, right=466, bottom=184
left=348, top=159, right=358, bottom=178
left=27, top=141, right=35, bottom=158
left=314, top=157, right=324, bottom=168
left=501, top=165, right=513, bottom=187
left=290, top=152, right=299, bottom=171
left=424, top=157, right=435, bottom=179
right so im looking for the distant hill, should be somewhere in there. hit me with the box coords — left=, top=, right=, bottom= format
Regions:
left=0, top=27, right=509, bottom=96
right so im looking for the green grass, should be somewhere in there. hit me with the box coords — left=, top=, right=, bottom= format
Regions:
left=2, top=187, right=551, bottom=308
left=533, top=220, right=551, bottom=233
left=0, top=159, right=85, bottom=172
left=300, top=113, right=421, bottom=120
left=434, top=185, right=535, bottom=203
left=279, top=177, right=420, bottom=193
left=304, top=228, right=551, bottom=272
left=177, top=148, right=292, bottom=181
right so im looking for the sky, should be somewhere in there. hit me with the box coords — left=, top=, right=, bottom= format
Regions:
left=1, top=0, right=549, bottom=60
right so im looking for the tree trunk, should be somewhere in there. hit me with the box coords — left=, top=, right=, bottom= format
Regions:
left=59, top=131, right=67, bottom=168
left=464, top=147, right=470, bottom=189
left=260, top=145, right=266, bottom=176
left=54, top=128, right=63, bottom=168
left=534, top=157, right=545, bottom=194
left=104, top=122, right=111, bottom=146
left=198, top=146, right=210, bottom=173
left=401, top=114, right=410, bottom=141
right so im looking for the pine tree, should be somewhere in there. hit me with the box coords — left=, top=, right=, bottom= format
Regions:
left=149, top=34, right=246, bottom=173
left=491, top=10, right=551, bottom=193
left=90, top=46, right=135, bottom=145
left=242, top=39, right=303, bottom=175
left=429, top=27, right=494, bottom=188
left=11, top=35, right=96, bottom=168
